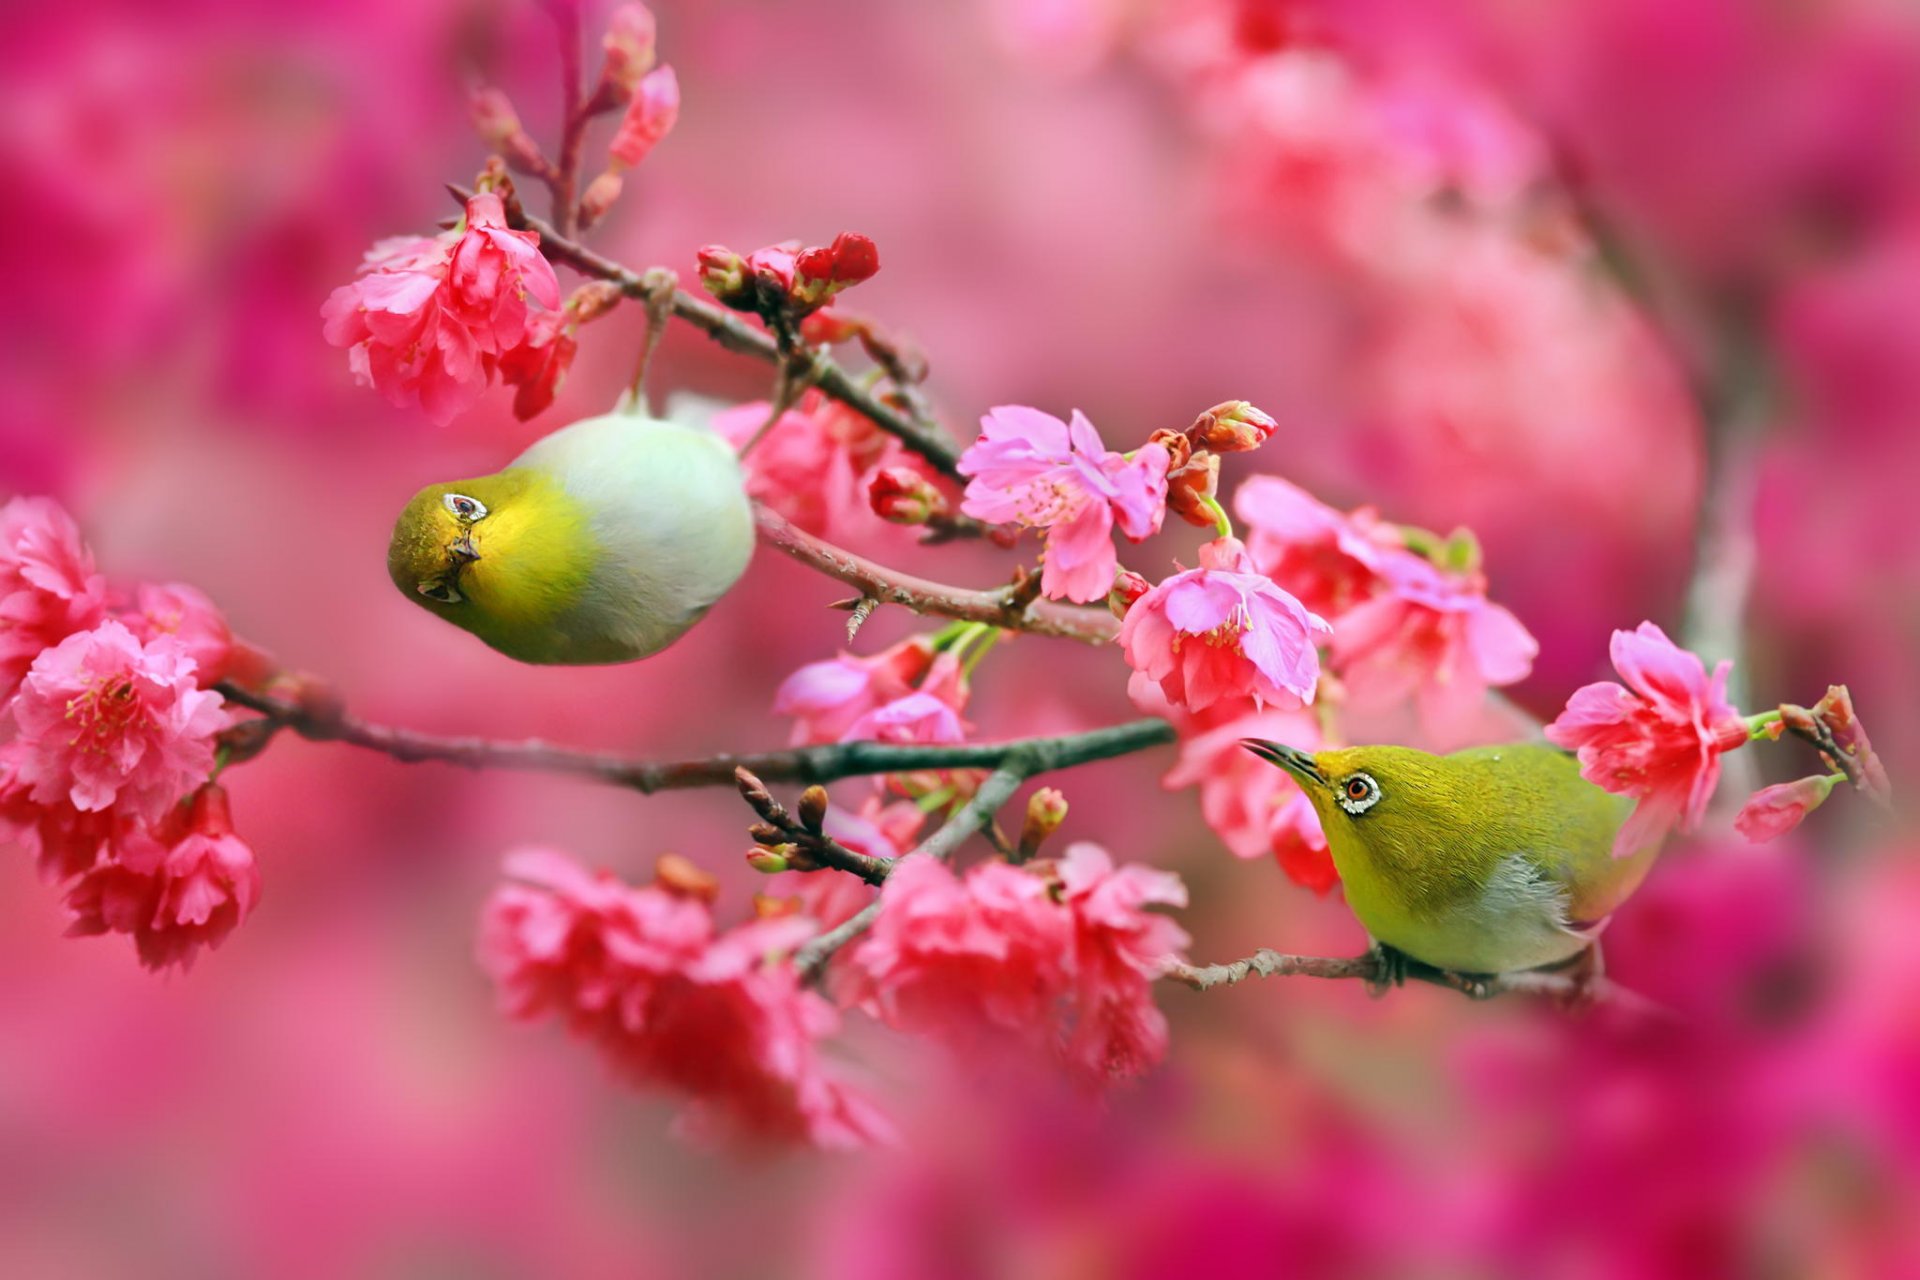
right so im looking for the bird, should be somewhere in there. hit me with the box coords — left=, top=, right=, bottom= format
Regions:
left=387, top=411, right=754, bottom=665
left=1241, top=739, right=1657, bottom=982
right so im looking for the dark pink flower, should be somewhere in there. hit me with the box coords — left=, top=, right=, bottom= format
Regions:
left=1545, top=622, right=1750, bottom=856
left=6, top=619, right=226, bottom=825
left=608, top=65, right=679, bottom=168
left=773, top=635, right=936, bottom=745
left=0, top=744, right=126, bottom=883
left=1235, top=475, right=1397, bottom=621
left=63, top=784, right=260, bottom=972
left=1120, top=537, right=1330, bottom=713
left=1160, top=700, right=1334, bottom=893
left=495, top=309, right=577, bottom=422
left=958, top=406, right=1171, bottom=603
left=321, top=194, right=561, bottom=425
left=840, top=650, right=972, bottom=747
left=843, top=846, right=1187, bottom=1086
left=1734, top=775, right=1840, bottom=844
left=714, top=391, right=935, bottom=544
left=0, top=496, right=108, bottom=698
left=478, top=849, right=893, bottom=1150
left=119, top=582, right=233, bottom=683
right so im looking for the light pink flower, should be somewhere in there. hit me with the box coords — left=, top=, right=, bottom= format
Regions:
left=958, top=406, right=1170, bottom=603
left=1161, top=701, right=1335, bottom=894
left=6, top=620, right=226, bottom=825
left=844, top=846, right=1187, bottom=1086
left=1119, top=537, right=1330, bottom=713
left=839, top=651, right=972, bottom=746
left=1734, top=775, right=1840, bottom=844
left=773, top=635, right=936, bottom=745
left=63, top=784, right=260, bottom=972
left=608, top=65, right=680, bottom=168
left=478, top=849, right=893, bottom=1150
left=1235, top=475, right=1396, bottom=620
left=119, top=582, right=233, bottom=683
left=1545, top=622, right=1750, bottom=857
left=321, top=194, right=561, bottom=425
left=0, top=496, right=108, bottom=698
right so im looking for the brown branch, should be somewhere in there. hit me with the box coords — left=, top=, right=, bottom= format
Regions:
left=755, top=504, right=1119, bottom=644
left=459, top=190, right=967, bottom=480
left=216, top=681, right=1170, bottom=792
left=548, top=2, right=588, bottom=239
left=1163, top=949, right=1668, bottom=1016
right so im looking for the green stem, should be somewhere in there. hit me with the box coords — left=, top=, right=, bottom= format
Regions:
left=1198, top=494, right=1233, bottom=541
left=1746, top=709, right=1783, bottom=740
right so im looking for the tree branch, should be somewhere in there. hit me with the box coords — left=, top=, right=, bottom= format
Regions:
left=216, top=682, right=1171, bottom=793
left=755, top=505, right=1120, bottom=644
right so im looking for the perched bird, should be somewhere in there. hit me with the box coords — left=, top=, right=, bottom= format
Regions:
left=387, top=412, right=754, bottom=664
left=1242, top=740, right=1656, bottom=977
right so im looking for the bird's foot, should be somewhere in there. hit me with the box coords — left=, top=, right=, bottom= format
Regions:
left=1548, top=941, right=1607, bottom=1012
left=1364, top=941, right=1410, bottom=997
left=1455, top=974, right=1497, bottom=1000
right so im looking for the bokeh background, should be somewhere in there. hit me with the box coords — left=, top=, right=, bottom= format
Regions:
left=3, top=0, right=1919, bottom=1276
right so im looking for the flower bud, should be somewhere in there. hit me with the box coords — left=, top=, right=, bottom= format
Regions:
left=579, top=171, right=623, bottom=227
left=1108, top=569, right=1149, bottom=618
left=1188, top=400, right=1277, bottom=453
left=1166, top=450, right=1222, bottom=528
left=1019, top=787, right=1068, bottom=858
left=565, top=280, right=624, bottom=325
left=748, top=821, right=785, bottom=845
left=746, top=848, right=792, bottom=874
left=654, top=852, right=719, bottom=901
left=1734, top=774, right=1840, bottom=843
left=1146, top=428, right=1192, bottom=471
left=470, top=88, right=523, bottom=147
left=608, top=65, right=680, bottom=169
left=868, top=467, right=948, bottom=525
left=697, top=245, right=750, bottom=307
left=600, top=4, right=659, bottom=93
left=791, top=233, right=880, bottom=308
left=797, top=786, right=829, bottom=833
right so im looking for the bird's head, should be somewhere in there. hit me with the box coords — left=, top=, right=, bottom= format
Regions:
left=1240, top=739, right=1469, bottom=856
left=387, top=470, right=594, bottom=641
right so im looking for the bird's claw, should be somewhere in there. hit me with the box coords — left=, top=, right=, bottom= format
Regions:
left=1364, top=941, right=1409, bottom=997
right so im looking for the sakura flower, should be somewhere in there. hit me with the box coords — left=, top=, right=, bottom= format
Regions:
left=63, top=784, right=260, bottom=972
left=843, top=846, right=1187, bottom=1086
left=496, top=308, right=578, bottom=421
left=0, top=496, right=107, bottom=698
left=1120, top=537, right=1330, bottom=713
left=608, top=65, right=679, bottom=168
left=773, top=635, right=936, bottom=745
left=1545, top=622, right=1750, bottom=857
left=479, top=849, right=892, bottom=1149
left=1734, top=775, right=1841, bottom=844
left=119, top=582, right=233, bottom=683
left=321, top=193, right=561, bottom=425
left=6, top=620, right=226, bottom=825
left=958, top=406, right=1171, bottom=603
left=1161, top=700, right=1335, bottom=893
left=840, top=651, right=972, bottom=747
left=0, top=745, right=125, bottom=883
left=1235, top=475, right=1395, bottom=620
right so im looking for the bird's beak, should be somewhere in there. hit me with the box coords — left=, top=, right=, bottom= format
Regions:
left=1241, top=739, right=1325, bottom=786
left=448, top=531, right=480, bottom=565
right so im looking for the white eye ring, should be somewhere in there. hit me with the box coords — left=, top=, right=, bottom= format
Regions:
left=1335, top=772, right=1381, bottom=815
left=417, top=579, right=463, bottom=604
left=443, top=493, right=488, bottom=521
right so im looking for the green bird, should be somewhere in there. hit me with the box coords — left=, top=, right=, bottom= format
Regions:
left=387, top=411, right=754, bottom=664
left=1242, top=740, right=1658, bottom=978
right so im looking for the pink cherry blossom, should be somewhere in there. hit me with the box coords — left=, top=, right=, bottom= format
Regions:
left=63, top=785, right=261, bottom=972
left=1160, top=700, right=1334, bottom=894
left=0, top=495, right=108, bottom=698
left=119, top=582, right=234, bottom=683
left=1735, top=775, right=1840, bottom=844
left=1119, top=537, right=1330, bottom=713
left=839, top=651, right=972, bottom=746
left=6, top=620, right=227, bottom=826
left=608, top=65, right=679, bottom=168
left=0, top=743, right=127, bottom=883
left=1545, top=622, right=1750, bottom=857
left=321, top=193, right=561, bottom=425
left=773, top=635, right=935, bottom=745
left=1234, top=475, right=1396, bottom=620
left=958, top=405, right=1170, bottom=603
left=478, top=849, right=893, bottom=1149
left=843, top=847, right=1187, bottom=1086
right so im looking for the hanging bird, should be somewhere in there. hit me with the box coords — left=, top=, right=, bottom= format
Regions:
left=387, top=411, right=754, bottom=664
left=1241, top=740, right=1657, bottom=979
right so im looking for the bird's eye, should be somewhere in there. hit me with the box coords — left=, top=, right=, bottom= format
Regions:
left=443, top=493, right=488, bottom=521
left=417, top=579, right=463, bottom=604
left=1336, top=773, right=1381, bottom=816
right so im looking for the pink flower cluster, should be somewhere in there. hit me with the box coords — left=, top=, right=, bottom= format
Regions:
left=321, top=191, right=562, bottom=426
left=477, top=848, right=893, bottom=1150
left=1545, top=622, right=1750, bottom=856
left=697, top=233, right=882, bottom=324
left=774, top=633, right=972, bottom=750
left=841, top=843, right=1189, bottom=1086
left=957, top=405, right=1171, bottom=603
left=1236, top=475, right=1537, bottom=738
left=0, top=497, right=258, bottom=970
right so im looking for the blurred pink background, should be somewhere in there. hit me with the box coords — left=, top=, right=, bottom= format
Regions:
left=3, top=0, right=1918, bottom=1275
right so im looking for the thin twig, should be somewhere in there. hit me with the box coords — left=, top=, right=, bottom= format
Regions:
left=216, top=682, right=1171, bottom=793
left=1163, top=949, right=1668, bottom=1016
left=548, top=2, right=587, bottom=239
left=755, top=504, right=1119, bottom=644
